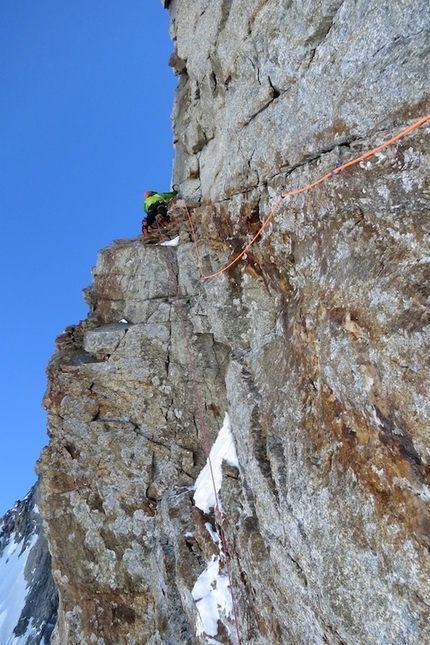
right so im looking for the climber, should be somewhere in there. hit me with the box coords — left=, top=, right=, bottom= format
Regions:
left=142, top=189, right=177, bottom=236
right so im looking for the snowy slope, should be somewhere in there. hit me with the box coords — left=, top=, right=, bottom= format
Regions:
left=0, top=486, right=57, bottom=645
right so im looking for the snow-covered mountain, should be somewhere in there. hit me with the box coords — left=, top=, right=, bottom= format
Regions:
left=0, top=485, right=57, bottom=645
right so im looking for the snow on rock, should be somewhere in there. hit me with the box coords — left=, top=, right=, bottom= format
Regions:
left=191, top=413, right=239, bottom=641
left=159, top=235, right=180, bottom=246
left=193, top=412, right=239, bottom=514
left=192, top=555, right=232, bottom=638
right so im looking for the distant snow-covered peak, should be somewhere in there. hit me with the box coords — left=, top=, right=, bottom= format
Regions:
left=0, top=485, right=57, bottom=645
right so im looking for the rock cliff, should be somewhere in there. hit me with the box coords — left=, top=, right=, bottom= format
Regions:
left=37, top=1, right=430, bottom=644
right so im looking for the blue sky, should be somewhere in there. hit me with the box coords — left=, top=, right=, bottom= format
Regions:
left=0, top=1, right=177, bottom=516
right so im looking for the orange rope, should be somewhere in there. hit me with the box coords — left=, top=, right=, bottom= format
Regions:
left=185, top=113, right=430, bottom=280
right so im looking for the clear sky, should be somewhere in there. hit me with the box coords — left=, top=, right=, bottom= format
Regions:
left=0, top=1, right=177, bottom=516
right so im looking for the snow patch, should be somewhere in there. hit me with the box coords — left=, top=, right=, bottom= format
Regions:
left=159, top=235, right=180, bottom=246
left=205, top=522, right=220, bottom=544
left=192, top=556, right=233, bottom=638
left=191, top=413, right=239, bottom=641
left=193, top=413, right=239, bottom=514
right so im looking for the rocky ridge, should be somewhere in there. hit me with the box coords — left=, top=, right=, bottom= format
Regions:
left=37, top=1, right=430, bottom=644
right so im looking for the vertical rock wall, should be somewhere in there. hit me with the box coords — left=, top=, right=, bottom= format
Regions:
left=38, top=235, right=233, bottom=644
left=170, top=0, right=430, bottom=642
left=38, top=1, right=430, bottom=644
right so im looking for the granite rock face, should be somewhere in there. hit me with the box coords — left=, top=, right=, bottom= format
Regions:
left=38, top=233, right=234, bottom=645
left=38, top=1, right=430, bottom=643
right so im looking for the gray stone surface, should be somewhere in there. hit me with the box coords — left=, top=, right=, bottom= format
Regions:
left=171, top=0, right=429, bottom=203
left=39, top=238, right=231, bottom=644
left=38, top=1, right=430, bottom=644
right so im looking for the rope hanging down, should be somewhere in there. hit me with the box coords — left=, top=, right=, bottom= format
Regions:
left=184, top=113, right=430, bottom=280
left=157, top=222, right=243, bottom=645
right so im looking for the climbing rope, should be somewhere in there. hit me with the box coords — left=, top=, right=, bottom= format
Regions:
left=184, top=113, right=430, bottom=280
left=157, top=222, right=243, bottom=645
left=152, top=112, right=429, bottom=640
